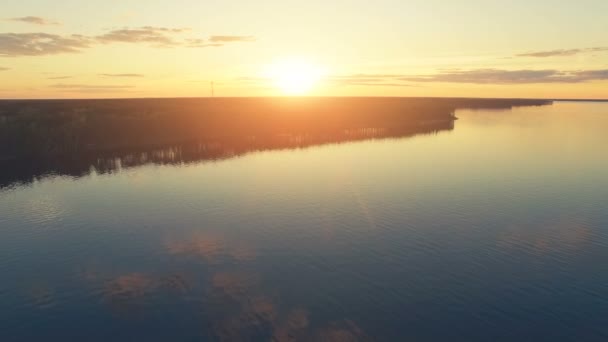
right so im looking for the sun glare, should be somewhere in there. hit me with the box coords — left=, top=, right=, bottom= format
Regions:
left=267, top=59, right=324, bottom=95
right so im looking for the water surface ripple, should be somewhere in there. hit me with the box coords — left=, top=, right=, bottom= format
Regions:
left=1, top=102, right=608, bottom=341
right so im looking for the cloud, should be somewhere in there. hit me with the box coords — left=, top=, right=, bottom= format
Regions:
left=399, top=69, right=608, bottom=84
left=237, top=74, right=420, bottom=88
left=0, top=67, right=9, bottom=71
left=517, top=47, right=608, bottom=58
left=570, top=69, right=608, bottom=80
left=46, top=76, right=72, bottom=80
left=243, top=69, right=608, bottom=87
left=96, top=26, right=189, bottom=47
left=96, top=27, right=252, bottom=49
left=50, top=83, right=134, bottom=89
left=209, top=35, right=255, bottom=43
left=185, top=39, right=223, bottom=48
left=330, top=74, right=419, bottom=87
left=186, top=36, right=254, bottom=48
left=0, top=27, right=256, bottom=56
left=340, top=82, right=418, bottom=87
left=589, top=47, right=608, bottom=52
left=99, top=73, right=144, bottom=78
left=0, top=32, right=91, bottom=56
left=49, top=83, right=135, bottom=92
left=517, top=49, right=582, bottom=57
left=7, top=16, right=60, bottom=26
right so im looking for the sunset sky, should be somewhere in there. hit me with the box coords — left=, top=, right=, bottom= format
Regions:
left=1, top=0, right=607, bottom=99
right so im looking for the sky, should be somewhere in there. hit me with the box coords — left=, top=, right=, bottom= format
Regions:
left=1, top=0, right=607, bottom=99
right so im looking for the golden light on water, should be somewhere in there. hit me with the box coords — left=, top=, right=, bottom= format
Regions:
left=266, top=59, right=325, bottom=95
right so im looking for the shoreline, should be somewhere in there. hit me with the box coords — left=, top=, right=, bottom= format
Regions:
left=0, top=97, right=551, bottom=160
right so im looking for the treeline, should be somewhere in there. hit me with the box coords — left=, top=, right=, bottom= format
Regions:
left=0, top=97, right=551, bottom=159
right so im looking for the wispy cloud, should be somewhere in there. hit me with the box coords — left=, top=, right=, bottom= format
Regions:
left=518, top=49, right=583, bottom=57
left=0, top=27, right=256, bottom=56
left=236, top=74, right=419, bottom=88
left=399, top=69, right=608, bottom=84
left=46, top=76, right=72, bottom=80
left=338, top=81, right=419, bottom=87
left=209, top=35, right=255, bottom=43
left=99, top=73, right=144, bottom=78
left=50, top=83, right=135, bottom=92
left=589, top=47, right=608, bottom=52
left=330, top=74, right=419, bottom=87
left=0, top=33, right=91, bottom=56
left=517, top=47, right=608, bottom=58
left=187, top=35, right=255, bottom=48
left=95, top=28, right=254, bottom=48
left=96, top=26, right=189, bottom=47
left=568, top=69, right=608, bottom=81
left=291, top=69, right=608, bottom=86
left=50, top=83, right=134, bottom=89
left=0, top=66, right=9, bottom=71
left=186, top=39, right=223, bottom=48
left=7, top=16, right=60, bottom=26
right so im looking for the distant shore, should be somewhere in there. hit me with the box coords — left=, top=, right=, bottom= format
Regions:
left=553, top=99, right=608, bottom=102
left=0, top=97, right=551, bottom=160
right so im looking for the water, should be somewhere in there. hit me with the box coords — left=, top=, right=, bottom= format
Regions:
left=1, top=101, right=607, bottom=341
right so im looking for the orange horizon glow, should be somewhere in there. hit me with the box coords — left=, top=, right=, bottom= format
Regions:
left=1, top=1, right=607, bottom=99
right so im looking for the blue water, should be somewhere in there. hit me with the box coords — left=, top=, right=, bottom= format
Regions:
left=1, top=101, right=607, bottom=341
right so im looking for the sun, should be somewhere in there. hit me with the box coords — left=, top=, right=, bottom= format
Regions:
left=267, top=59, right=324, bottom=95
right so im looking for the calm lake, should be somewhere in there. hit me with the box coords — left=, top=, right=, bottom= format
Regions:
left=1, top=101, right=607, bottom=341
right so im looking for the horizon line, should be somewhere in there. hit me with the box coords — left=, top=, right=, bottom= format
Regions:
left=0, top=95, right=604, bottom=102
